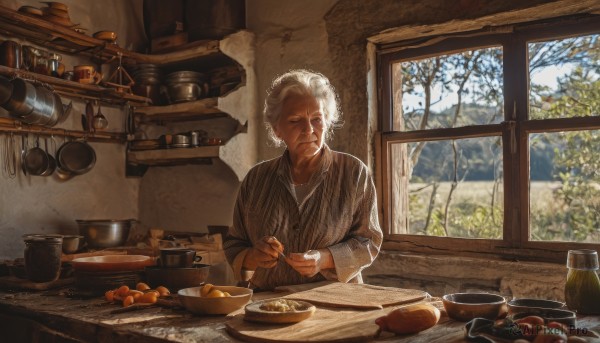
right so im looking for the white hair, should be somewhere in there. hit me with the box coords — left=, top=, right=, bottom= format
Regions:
left=263, top=69, right=342, bottom=146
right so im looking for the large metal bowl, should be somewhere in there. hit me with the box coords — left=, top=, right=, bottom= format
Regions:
left=76, top=219, right=134, bottom=249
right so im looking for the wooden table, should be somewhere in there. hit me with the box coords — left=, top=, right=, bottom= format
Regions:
left=0, top=287, right=598, bottom=343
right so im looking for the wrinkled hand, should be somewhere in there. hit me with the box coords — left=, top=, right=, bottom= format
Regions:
left=244, top=236, right=284, bottom=270
left=285, top=250, right=324, bottom=278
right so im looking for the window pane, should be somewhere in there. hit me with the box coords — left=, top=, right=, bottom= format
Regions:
left=390, top=137, right=504, bottom=238
left=392, top=47, right=504, bottom=131
left=529, top=130, right=600, bottom=242
left=529, top=34, right=600, bottom=120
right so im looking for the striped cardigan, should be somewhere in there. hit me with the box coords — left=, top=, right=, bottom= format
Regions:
left=224, top=145, right=383, bottom=290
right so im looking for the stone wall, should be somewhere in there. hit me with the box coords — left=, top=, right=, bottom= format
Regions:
left=363, top=252, right=566, bottom=300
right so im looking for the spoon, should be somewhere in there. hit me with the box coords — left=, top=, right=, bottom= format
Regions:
left=93, top=102, right=108, bottom=130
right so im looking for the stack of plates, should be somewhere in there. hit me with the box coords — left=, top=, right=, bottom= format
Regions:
left=71, top=255, right=155, bottom=295
left=74, top=269, right=143, bottom=295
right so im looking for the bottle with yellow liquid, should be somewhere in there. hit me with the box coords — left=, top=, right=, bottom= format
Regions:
left=564, top=249, right=600, bottom=314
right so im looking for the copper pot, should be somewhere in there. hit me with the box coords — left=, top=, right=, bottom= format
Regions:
left=0, top=40, right=21, bottom=69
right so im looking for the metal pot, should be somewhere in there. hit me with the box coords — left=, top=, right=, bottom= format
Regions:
left=159, top=248, right=202, bottom=268
left=171, top=133, right=190, bottom=148
left=77, top=219, right=136, bottom=249
left=56, top=140, right=96, bottom=175
left=3, top=78, right=37, bottom=116
left=21, top=85, right=55, bottom=126
left=0, top=75, right=13, bottom=105
left=23, top=137, right=50, bottom=176
left=145, top=264, right=210, bottom=292
left=164, top=83, right=203, bottom=103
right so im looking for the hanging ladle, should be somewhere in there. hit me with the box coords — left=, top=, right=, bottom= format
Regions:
left=92, top=101, right=108, bottom=130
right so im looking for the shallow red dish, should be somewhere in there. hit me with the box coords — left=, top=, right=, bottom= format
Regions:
left=70, top=255, right=154, bottom=272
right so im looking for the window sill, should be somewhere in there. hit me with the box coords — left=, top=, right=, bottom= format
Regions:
left=364, top=251, right=566, bottom=299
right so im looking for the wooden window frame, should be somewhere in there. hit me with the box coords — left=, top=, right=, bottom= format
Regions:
left=376, top=14, right=600, bottom=263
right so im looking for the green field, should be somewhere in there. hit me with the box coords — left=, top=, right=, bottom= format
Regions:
left=405, top=181, right=599, bottom=242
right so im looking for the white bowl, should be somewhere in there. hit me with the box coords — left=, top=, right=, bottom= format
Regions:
left=178, top=285, right=252, bottom=315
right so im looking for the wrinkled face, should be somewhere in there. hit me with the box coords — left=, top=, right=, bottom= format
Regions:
left=274, top=93, right=326, bottom=159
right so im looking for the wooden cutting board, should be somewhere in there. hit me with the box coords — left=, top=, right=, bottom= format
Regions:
left=226, top=299, right=447, bottom=343
left=275, top=282, right=429, bottom=310
left=226, top=305, right=385, bottom=343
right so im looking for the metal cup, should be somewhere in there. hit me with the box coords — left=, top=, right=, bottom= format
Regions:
left=566, top=249, right=599, bottom=270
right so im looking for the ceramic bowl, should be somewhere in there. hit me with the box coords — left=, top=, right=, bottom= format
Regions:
left=507, top=298, right=566, bottom=315
left=510, top=308, right=576, bottom=326
left=145, top=264, right=210, bottom=292
left=178, top=285, right=252, bottom=315
left=93, top=31, right=117, bottom=43
left=442, top=293, right=507, bottom=322
left=61, top=235, right=83, bottom=254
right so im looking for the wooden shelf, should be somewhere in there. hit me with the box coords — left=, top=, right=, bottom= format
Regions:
left=0, top=65, right=150, bottom=106
left=133, top=98, right=227, bottom=122
left=0, top=117, right=126, bottom=142
left=0, top=5, right=221, bottom=66
left=127, top=145, right=221, bottom=165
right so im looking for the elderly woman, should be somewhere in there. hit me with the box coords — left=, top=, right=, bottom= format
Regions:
left=223, top=69, right=382, bottom=290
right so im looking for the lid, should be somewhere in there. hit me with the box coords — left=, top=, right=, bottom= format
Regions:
left=23, top=234, right=63, bottom=244
left=566, top=249, right=599, bottom=270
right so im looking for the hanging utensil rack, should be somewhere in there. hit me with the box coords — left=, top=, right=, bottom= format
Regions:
left=0, top=117, right=125, bottom=142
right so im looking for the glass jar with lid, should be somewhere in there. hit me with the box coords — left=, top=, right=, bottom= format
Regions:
left=564, top=249, right=600, bottom=314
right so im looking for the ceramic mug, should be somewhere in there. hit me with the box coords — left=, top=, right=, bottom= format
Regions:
left=74, top=65, right=102, bottom=84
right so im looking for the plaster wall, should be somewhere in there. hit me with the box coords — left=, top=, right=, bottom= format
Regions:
left=0, top=0, right=145, bottom=259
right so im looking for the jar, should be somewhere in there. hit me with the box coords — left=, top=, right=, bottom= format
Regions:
left=23, top=235, right=63, bottom=282
left=0, top=40, right=22, bottom=69
left=564, top=249, right=600, bottom=314
left=47, top=53, right=62, bottom=77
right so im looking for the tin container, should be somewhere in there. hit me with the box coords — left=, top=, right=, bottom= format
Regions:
left=23, top=235, right=62, bottom=282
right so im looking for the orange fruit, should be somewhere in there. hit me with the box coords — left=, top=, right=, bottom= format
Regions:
left=122, top=295, right=135, bottom=307
left=136, top=282, right=151, bottom=291
left=156, top=286, right=170, bottom=297
left=200, top=284, right=213, bottom=297
left=129, top=290, right=144, bottom=300
left=105, top=290, right=115, bottom=302
left=116, top=285, right=130, bottom=297
left=206, top=289, right=225, bottom=298
left=138, top=292, right=157, bottom=304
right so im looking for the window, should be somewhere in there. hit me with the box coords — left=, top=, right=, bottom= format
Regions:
left=377, top=15, right=600, bottom=262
